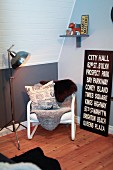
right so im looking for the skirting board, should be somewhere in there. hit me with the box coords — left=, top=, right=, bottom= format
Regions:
left=0, top=117, right=113, bottom=137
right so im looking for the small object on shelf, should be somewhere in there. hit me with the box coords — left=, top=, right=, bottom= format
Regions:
left=66, top=29, right=71, bottom=35
left=68, top=23, right=81, bottom=35
left=81, top=15, right=89, bottom=35
left=60, top=18, right=89, bottom=47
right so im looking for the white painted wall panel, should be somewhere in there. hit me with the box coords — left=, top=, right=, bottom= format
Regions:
left=58, top=0, right=113, bottom=126
left=0, top=0, right=75, bottom=69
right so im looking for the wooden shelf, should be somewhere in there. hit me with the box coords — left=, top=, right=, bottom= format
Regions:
left=59, top=34, right=89, bottom=37
left=59, top=34, right=89, bottom=47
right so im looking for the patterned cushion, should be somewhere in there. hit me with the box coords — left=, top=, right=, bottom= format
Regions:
left=25, top=81, right=60, bottom=110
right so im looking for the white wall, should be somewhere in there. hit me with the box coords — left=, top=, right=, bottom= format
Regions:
left=1, top=0, right=113, bottom=127
left=0, top=0, right=75, bottom=69
left=58, top=0, right=113, bottom=125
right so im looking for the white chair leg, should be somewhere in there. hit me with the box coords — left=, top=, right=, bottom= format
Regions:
left=27, top=119, right=31, bottom=139
left=27, top=122, right=38, bottom=139
left=71, top=123, right=76, bottom=140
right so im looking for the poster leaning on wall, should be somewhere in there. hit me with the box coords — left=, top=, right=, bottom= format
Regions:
left=80, top=50, right=113, bottom=136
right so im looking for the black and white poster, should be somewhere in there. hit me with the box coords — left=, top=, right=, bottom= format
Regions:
left=80, top=50, right=113, bottom=136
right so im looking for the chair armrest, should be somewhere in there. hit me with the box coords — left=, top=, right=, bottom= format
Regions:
left=71, top=93, right=76, bottom=119
left=27, top=100, right=32, bottom=119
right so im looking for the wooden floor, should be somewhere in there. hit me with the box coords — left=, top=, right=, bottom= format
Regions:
left=0, top=124, right=113, bottom=170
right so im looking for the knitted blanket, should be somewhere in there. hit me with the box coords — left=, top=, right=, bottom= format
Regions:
left=33, top=106, right=71, bottom=131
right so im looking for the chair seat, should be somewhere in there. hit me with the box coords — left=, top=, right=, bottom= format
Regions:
left=30, top=113, right=39, bottom=122
left=60, top=111, right=72, bottom=122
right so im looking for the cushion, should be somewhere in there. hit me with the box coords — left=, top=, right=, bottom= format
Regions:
left=0, top=153, right=14, bottom=163
left=25, top=81, right=59, bottom=110
left=0, top=162, right=41, bottom=170
left=11, top=147, right=61, bottom=170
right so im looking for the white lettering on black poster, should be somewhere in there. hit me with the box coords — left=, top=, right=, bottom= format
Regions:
left=81, top=50, right=113, bottom=136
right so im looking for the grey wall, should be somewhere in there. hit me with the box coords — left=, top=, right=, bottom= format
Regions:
left=0, top=63, right=58, bottom=128
left=58, top=0, right=113, bottom=126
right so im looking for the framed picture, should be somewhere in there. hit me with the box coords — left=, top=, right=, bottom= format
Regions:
left=81, top=15, right=89, bottom=35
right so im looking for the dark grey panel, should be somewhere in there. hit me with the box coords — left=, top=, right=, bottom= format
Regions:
left=0, top=63, right=58, bottom=127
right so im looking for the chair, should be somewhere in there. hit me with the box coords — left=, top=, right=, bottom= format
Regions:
left=26, top=79, right=77, bottom=140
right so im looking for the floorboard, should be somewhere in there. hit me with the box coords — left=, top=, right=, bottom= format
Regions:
left=0, top=125, right=113, bottom=170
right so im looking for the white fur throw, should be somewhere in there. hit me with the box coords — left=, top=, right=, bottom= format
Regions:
left=0, top=162, right=41, bottom=170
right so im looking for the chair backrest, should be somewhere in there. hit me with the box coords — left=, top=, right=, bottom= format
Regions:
left=57, top=94, right=72, bottom=108
left=40, top=79, right=77, bottom=102
left=25, top=79, right=77, bottom=114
